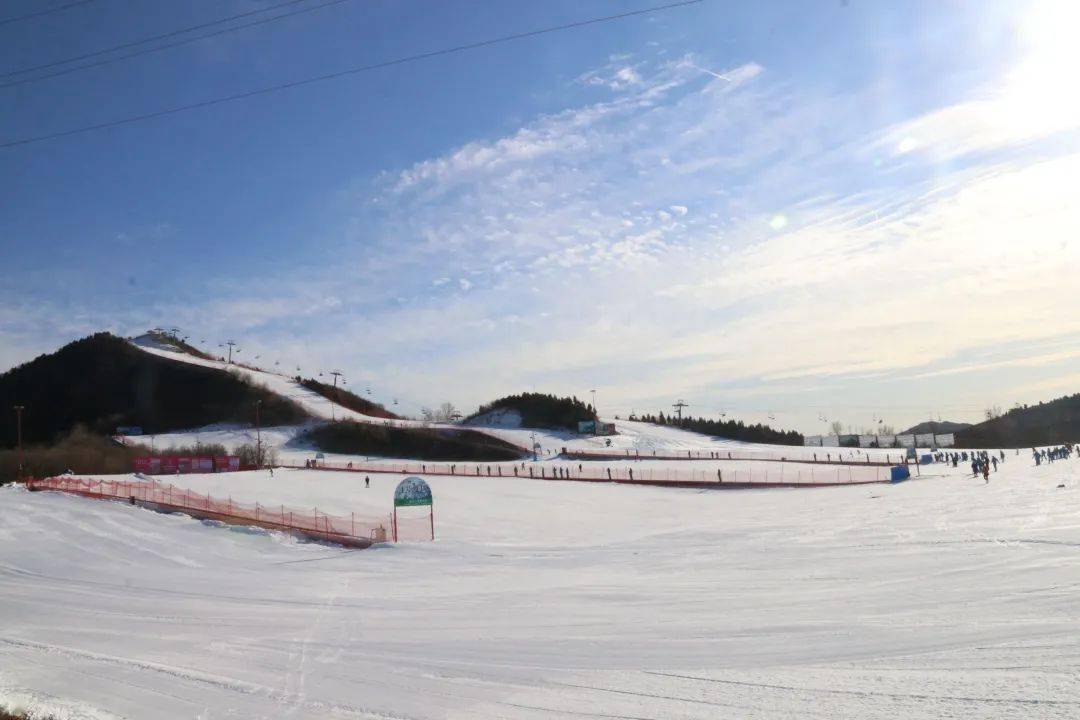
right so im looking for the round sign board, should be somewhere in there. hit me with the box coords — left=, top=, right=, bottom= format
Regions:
left=394, top=476, right=433, bottom=507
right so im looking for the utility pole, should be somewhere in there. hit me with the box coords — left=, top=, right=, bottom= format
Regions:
left=673, top=399, right=688, bottom=424
left=254, top=400, right=262, bottom=469
left=590, top=389, right=597, bottom=416
left=13, top=405, right=24, bottom=481
left=328, top=370, right=343, bottom=422
left=224, top=340, right=237, bottom=364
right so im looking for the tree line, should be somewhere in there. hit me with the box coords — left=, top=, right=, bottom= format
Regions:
left=631, top=412, right=803, bottom=445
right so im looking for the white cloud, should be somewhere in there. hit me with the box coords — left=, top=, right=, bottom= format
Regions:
left=12, top=39, right=1080, bottom=432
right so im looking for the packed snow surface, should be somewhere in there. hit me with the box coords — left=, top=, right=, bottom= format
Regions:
left=3, top=453, right=1080, bottom=719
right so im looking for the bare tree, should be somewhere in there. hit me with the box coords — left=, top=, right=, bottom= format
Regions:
left=431, top=402, right=459, bottom=423
left=829, top=420, right=844, bottom=436
left=984, top=405, right=1002, bottom=421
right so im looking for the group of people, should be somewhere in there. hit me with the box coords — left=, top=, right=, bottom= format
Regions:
left=1033, top=445, right=1077, bottom=466
left=968, top=451, right=1001, bottom=482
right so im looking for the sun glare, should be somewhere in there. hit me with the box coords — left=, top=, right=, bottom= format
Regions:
left=1002, top=0, right=1080, bottom=135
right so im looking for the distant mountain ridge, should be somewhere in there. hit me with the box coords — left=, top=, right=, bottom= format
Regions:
left=955, top=394, right=1080, bottom=448
left=901, top=420, right=972, bottom=436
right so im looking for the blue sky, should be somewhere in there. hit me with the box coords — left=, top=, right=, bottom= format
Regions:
left=3, top=0, right=1080, bottom=433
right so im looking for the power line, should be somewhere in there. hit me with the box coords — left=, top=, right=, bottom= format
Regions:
left=0, top=0, right=355, bottom=89
left=0, top=0, right=95, bottom=28
left=1, top=0, right=339, bottom=82
left=0, top=0, right=705, bottom=149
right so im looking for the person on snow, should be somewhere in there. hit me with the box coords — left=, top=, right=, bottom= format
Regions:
left=983, top=461, right=990, bottom=483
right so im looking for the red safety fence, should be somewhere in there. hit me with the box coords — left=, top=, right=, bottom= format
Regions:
left=293, top=458, right=893, bottom=487
left=25, top=476, right=402, bottom=547
left=561, top=447, right=904, bottom=466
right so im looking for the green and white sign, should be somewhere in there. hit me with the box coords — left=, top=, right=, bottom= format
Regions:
left=394, top=476, right=433, bottom=507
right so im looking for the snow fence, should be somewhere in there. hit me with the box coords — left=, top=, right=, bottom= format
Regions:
left=296, top=459, right=896, bottom=488
left=25, top=476, right=394, bottom=547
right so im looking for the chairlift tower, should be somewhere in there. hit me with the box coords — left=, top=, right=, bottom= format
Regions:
left=328, top=370, right=344, bottom=421
left=673, top=399, right=689, bottom=424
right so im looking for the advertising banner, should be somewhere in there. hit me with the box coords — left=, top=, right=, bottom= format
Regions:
left=804, top=435, right=823, bottom=447
left=133, top=455, right=240, bottom=475
left=394, top=476, right=433, bottom=507
left=897, top=434, right=916, bottom=448
left=915, top=433, right=935, bottom=447
left=823, top=435, right=840, bottom=447
left=935, top=433, right=956, bottom=447
left=858, top=434, right=876, bottom=448
left=877, top=434, right=897, bottom=447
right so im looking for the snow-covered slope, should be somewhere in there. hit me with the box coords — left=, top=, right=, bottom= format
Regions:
left=3, top=455, right=1079, bottom=718
left=130, top=340, right=431, bottom=428
left=125, top=340, right=896, bottom=463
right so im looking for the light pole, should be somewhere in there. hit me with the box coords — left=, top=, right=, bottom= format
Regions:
left=224, top=340, right=237, bottom=364
left=13, top=405, right=24, bottom=480
left=590, top=389, right=597, bottom=416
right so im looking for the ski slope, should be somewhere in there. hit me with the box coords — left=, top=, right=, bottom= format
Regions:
left=131, top=338, right=861, bottom=462
left=3, top=455, right=1080, bottom=719
left=131, top=339, right=425, bottom=428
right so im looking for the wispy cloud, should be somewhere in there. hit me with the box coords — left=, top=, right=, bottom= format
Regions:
left=8, top=30, right=1080, bottom=431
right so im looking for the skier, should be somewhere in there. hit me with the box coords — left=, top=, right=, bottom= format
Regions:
left=365, top=476, right=370, bottom=488
left=991, top=457, right=998, bottom=471
left=983, top=461, right=990, bottom=483
left=971, top=458, right=980, bottom=477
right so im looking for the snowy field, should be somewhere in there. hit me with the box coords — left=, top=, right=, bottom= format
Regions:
left=3, top=454, right=1080, bottom=719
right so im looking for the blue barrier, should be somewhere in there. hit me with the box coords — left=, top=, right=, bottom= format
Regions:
left=890, top=465, right=911, bottom=483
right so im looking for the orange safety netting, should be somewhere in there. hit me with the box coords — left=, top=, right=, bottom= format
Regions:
left=26, top=476, right=393, bottom=546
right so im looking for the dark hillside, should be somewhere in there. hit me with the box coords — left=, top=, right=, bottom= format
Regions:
left=466, top=392, right=596, bottom=429
left=298, top=377, right=399, bottom=419
left=304, top=421, right=524, bottom=461
left=0, top=333, right=308, bottom=448
left=902, top=420, right=971, bottom=435
left=956, top=393, right=1080, bottom=448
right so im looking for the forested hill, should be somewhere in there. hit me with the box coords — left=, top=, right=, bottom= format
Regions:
left=902, top=420, right=971, bottom=435
left=466, top=392, right=597, bottom=429
left=298, top=377, right=399, bottom=419
left=956, top=393, right=1080, bottom=448
left=0, top=333, right=308, bottom=448
left=633, top=412, right=804, bottom=446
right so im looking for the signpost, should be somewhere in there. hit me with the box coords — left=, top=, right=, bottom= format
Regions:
left=393, top=476, right=434, bottom=542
